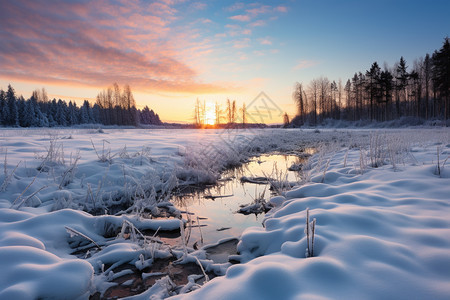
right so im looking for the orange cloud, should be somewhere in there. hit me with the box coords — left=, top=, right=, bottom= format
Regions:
left=0, top=0, right=228, bottom=95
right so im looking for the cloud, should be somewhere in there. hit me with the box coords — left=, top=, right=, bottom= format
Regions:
left=224, top=24, right=252, bottom=37
left=259, top=38, right=272, bottom=45
left=229, top=14, right=251, bottom=22
left=0, top=0, right=227, bottom=95
left=253, top=50, right=265, bottom=56
left=275, top=6, right=288, bottom=13
left=233, top=38, right=251, bottom=49
left=246, top=5, right=271, bottom=16
left=228, top=3, right=288, bottom=23
left=225, top=2, right=245, bottom=12
left=190, top=2, right=207, bottom=11
left=293, top=60, right=319, bottom=70
left=250, top=20, right=266, bottom=27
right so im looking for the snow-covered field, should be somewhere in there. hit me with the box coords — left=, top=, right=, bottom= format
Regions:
left=0, top=127, right=449, bottom=299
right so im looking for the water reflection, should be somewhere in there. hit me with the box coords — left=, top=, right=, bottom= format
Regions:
left=171, top=154, right=308, bottom=248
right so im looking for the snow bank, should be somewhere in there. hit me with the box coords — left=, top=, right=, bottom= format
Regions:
left=0, top=246, right=93, bottom=299
left=1, top=127, right=449, bottom=298
left=0, top=207, right=185, bottom=298
left=174, top=131, right=450, bottom=299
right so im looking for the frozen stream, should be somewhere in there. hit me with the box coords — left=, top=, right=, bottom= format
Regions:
left=96, top=153, right=308, bottom=299
left=169, top=153, right=308, bottom=250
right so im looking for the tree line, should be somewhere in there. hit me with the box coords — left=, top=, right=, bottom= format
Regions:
left=0, top=83, right=162, bottom=127
left=194, top=98, right=247, bottom=127
left=291, top=38, right=450, bottom=126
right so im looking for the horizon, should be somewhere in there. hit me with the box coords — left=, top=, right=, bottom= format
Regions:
left=1, top=0, right=449, bottom=124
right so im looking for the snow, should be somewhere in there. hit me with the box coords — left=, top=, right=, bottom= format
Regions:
left=0, top=246, right=93, bottom=299
left=0, top=127, right=449, bottom=299
left=176, top=129, right=450, bottom=300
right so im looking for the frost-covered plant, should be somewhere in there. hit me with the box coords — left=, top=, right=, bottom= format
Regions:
left=129, top=176, right=159, bottom=216
left=262, top=162, right=291, bottom=195
left=133, top=146, right=152, bottom=166
left=237, top=188, right=271, bottom=215
left=343, top=148, right=349, bottom=168
left=36, top=137, right=65, bottom=172
left=179, top=219, right=189, bottom=259
left=0, top=150, right=21, bottom=192
left=10, top=169, right=41, bottom=208
left=197, top=216, right=204, bottom=244
left=59, top=150, right=81, bottom=189
left=3, top=148, right=7, bottom=176
left=65, top=226, right=102, bottom=250
left=435, top=146, right=449, bottom=177
left=384, top=134, right=412, bottom=170
left=118, top=145, right=130, bottom=159
left=91, top=139, right=115, bottom=163
left=359, top=147, right=367, bottom=174
left=12, top=184, right=47, bottom=209
left=321, top=157, right=331, bottom=183
left=194, top=256, right=209, bottom=283
left=305, top=207, right=316, bottom=258
left=160, top=169, right=179, bottom=202
left=368, top=132, right=386, bottom=168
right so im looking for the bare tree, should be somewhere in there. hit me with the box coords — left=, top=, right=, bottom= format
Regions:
left=226, top=99, right=232, bottom=124
left=308, top=79, right=319, bottom=125
left=423, top=53, right=432, bottom=119
left=231, top=100, right=237, bottom=123
left=215, top=101, right=222, bottom=125
left=241, top=103, right=247, bottom=125
left=283, top=112, right=290, bottom=127
left=318, top=77, right=330, bottom=122
left=337, top=79, right=343, bottom=119
left=293, top=82, right=305, bottom=123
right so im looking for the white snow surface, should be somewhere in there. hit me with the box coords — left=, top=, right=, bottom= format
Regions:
left=0, top=127, right=449, bottom=299
left=174, top=129, right=450, bottom=300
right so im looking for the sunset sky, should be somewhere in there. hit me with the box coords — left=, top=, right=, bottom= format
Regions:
left=1, top=0, right=449, bottom=123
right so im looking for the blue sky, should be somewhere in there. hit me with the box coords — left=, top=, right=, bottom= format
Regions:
left=0, top=0, right=449, bottom=122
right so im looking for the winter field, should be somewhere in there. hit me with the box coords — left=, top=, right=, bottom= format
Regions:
left=0, top=127, right=449, bottom=299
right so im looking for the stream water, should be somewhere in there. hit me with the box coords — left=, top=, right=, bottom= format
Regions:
left=170, top=153, right=307, bottom=249
left=94, top=153, right=309, bottom=299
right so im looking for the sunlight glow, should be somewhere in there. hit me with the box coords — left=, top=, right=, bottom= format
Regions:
left=204, top=102, right=216, bottom=125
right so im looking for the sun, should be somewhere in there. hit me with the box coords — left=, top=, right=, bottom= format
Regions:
left=204, top=102, right=216, bottom=125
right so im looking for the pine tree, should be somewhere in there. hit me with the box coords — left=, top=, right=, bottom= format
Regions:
left=17, top=96, right=27, bottom=127
left=6, top=85, right=19, bottom=126
left=92, top=104, right=101, bottom=124
left=366, top=62, right=381, bottom=120
left=379, top=70, right=393, bottom=121
left=67, top=101, right=76, bottom=126
left=0, top=89, right=6, bottom=125
left=22, top=98, right=36, bottom=127
left=423, top=53, right=432, bottom=119
left=395, top=57, right=409, bottom=118
left=432, top=38, right=450, bottom=120
left=56, top=99, right=68, bottom=126
left=30, top=93, right=47, bottom=127
left=80, top=100, right=92, bottom=124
